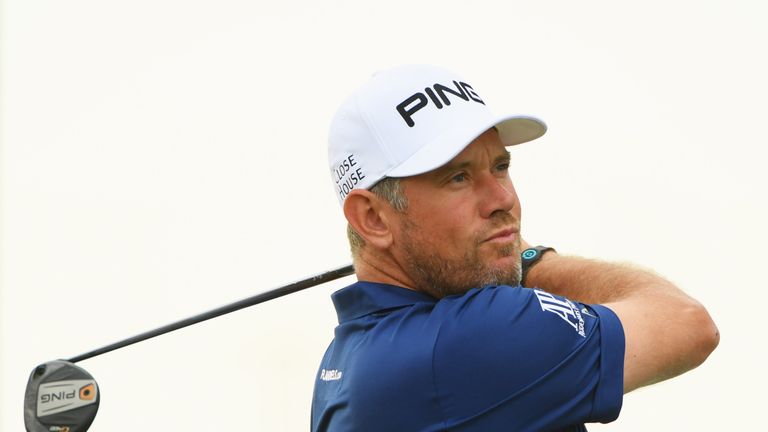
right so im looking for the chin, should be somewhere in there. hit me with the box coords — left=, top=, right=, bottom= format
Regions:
left=491, top=252, right=520, bottom=269
left=485, top=256, right=522, bottom=286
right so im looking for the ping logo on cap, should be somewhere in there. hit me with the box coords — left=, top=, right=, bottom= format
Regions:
left=396, top=80, right=485, bottom=127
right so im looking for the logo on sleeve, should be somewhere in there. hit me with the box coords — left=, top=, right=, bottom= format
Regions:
left=533, top=290, right=586, bottom=337
left=320, top=369, right=343, bottom=382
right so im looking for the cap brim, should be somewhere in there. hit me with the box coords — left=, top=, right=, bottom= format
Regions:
left=387, top=114, right=546, bottom=178
left=496, top=115, right=547, bottom=146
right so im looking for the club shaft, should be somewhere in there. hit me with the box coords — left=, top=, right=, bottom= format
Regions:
left=67, top=264, right=355, bottom=363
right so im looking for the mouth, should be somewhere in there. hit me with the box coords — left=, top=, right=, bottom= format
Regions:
left=484, top=226, right=520, bottom=243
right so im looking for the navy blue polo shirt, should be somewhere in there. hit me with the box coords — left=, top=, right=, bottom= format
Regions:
left=311, top=282, right=625, bottom=431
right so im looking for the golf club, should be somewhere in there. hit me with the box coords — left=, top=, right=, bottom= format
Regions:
left=24, top=264, right=355, bottom=432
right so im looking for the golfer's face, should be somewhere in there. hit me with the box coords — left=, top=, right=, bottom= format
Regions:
left=395, top=128, right=522, bottom=296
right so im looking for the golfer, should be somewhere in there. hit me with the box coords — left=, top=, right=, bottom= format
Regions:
left=312, top=64, right=719, bottom=431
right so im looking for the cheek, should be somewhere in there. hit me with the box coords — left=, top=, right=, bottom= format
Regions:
left=417, top=199, right=478, bottom=246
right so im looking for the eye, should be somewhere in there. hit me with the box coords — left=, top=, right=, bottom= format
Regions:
left=450, top=172, right=467, bottom=183
left=495, top=161, right=510, bottom=172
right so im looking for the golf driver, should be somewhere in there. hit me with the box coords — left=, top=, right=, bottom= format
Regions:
left=24, top=264, right=354, bottom=431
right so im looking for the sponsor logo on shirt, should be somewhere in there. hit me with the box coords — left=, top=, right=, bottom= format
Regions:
left=320, top=369, right=343, bottom=381
left=533, top=290, right=586, bottom=337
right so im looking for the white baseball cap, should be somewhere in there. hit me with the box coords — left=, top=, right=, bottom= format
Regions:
left=328, top=64, right=546, bottom=206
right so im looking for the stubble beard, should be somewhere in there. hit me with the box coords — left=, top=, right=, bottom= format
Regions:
left=400, top=218, right=522, bottom=299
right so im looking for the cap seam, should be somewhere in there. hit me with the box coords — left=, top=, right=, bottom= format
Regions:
left=355, top=93, right=397, bottom=179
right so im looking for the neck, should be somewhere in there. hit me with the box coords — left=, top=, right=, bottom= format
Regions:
left=353, top=249, right=417, bottom=291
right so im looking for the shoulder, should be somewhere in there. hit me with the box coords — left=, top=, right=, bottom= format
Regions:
left=432, top=286, right=624, bottom=359
left=430, top=286, right=624, bottom=417
left=432, top=286, right=592, bottom=353
left=433, top=285, right=603, bottom=342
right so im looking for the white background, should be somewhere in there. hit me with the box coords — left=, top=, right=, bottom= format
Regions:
left=2, top=0, right=766, bottom=430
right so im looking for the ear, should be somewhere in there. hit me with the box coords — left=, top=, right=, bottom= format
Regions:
left=343, top=189, right=395, bottom=250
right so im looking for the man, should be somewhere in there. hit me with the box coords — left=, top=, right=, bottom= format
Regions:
left=312, top=64, right=719, bottom=431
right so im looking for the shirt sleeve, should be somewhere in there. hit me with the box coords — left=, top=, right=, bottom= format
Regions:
left=430, top=286, right=625, bottom=431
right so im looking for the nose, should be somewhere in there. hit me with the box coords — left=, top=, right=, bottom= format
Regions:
left=477, top=173, right=518, bottom=219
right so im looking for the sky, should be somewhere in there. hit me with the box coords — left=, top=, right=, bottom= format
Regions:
left=2, top=0, right=767, bottom=430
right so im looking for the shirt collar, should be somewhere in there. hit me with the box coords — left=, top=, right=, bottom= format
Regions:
left=331, top=281, right=437, bottom=323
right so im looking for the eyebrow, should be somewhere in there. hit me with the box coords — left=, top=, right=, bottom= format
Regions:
left=434, top=150, right=511, bottom=176
left=496, top=150, right=512, bottom=164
